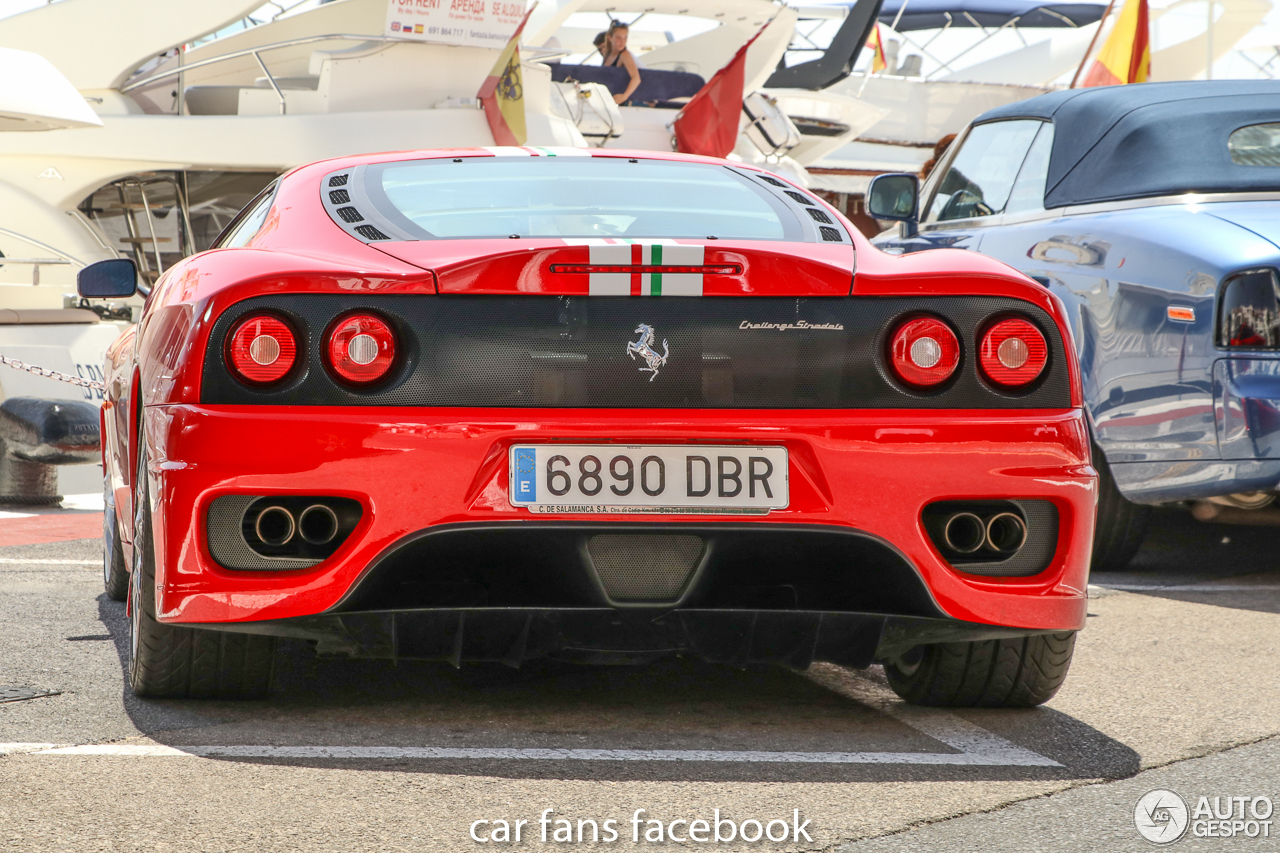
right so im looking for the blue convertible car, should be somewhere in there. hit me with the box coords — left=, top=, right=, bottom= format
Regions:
left=869, top=81, right=1280, bottom=568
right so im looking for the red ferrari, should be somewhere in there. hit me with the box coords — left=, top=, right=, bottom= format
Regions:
left=80, top=148, right=1095, bottom=706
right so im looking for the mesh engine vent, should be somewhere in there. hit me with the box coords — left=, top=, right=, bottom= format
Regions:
left=806, top=208, right=833, bottom=224
left=336, top=206, right=365, bottom=223
left=355, top=224, right=390, bottom=241
left=328, top=174, right=349, bottom=187
left=785, top=190, right=815, bottom=206
left=819, top=226, right=843, bottom=242
left=952, top=500, right=1059, bottom=578
left=206, top=495, right=319, bottom=571
left=758, top=176, right=786, bottom=187
left=329, top=189, right=350, bottom=204
left=587, top=534, right=704, bottom=602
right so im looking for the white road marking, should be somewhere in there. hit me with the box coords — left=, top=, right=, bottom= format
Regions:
left=1, top=671, right=1061, bottom=768
left=1091, top=583, right=1280, bottom=592
left=0, top=559, right=98, bottom=565
left=59, top=494, right=104, bottom=511
left=7, top=743, right=1059, bottom=766
left=805, top=665, right=1061, bottom=767
left=0, top=743, right=58, bottom=754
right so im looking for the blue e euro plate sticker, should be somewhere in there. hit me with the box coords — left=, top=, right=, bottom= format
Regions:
left=513, top=447, right=537, bottom=502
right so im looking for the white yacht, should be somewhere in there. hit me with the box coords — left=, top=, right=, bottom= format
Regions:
left=0, top=0, right=890, bottom=499
left=795, top=0, right=1271, bottom=190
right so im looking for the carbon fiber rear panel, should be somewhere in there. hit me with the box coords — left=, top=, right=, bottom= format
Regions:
left=200, top=295, right=1071, bottom=409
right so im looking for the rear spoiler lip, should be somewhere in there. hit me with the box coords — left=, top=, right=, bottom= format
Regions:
left=370, top=238, right=857, bottom=297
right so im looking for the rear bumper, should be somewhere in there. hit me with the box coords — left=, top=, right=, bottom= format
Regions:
left=1110, top=358, right=1280, bottom=503
left=1215, top=357, right=1280, bottom=461
left=141, top=404, right=1096, bottom=633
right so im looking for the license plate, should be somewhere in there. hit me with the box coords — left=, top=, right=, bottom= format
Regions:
left=509, top=445, right=788, bottom=514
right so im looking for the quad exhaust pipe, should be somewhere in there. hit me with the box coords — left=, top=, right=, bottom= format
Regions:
left=254, top=506, right=295, bottom=546
left=298, top=504, right=339, bottom=545
left=942, top=512, right=985, bottom=553
left=941, top=511, right=1027, bottom=556
left=250, top=503, right=340, bottom=548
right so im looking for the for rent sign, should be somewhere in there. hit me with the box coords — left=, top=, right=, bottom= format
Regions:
left=384, top=0, right=527, bottom=49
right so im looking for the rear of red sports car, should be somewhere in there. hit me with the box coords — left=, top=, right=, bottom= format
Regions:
left=98, top=149, right=1095, bottom=706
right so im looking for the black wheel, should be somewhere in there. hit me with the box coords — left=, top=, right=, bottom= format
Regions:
left=884, top=631, right=1076, bottom=707
left=1091, top=445, right=1150, bottom=572
left=128, top=441, right=275, bottom=699
left=103, top=475, right=129, bottom=601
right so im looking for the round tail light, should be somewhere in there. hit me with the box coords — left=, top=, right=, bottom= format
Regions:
left=326, top=313, right=397, bottom=386
left=226, top=314, right=297, bottom=385
left=889, top=316, right=960, bottom=388
left=979, top=317, right=1047, bottom=387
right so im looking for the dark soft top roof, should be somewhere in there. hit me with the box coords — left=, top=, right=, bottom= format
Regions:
left=975, top=81, right=1280, bottom=208
left=878, top=0, right=1106, bottom=30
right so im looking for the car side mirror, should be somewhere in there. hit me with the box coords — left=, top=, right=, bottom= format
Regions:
left=77, top=258, right=137, bottom=298
left=866, top=173, right=920, bottom=222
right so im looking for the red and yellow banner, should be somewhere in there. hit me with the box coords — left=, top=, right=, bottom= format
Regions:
left=476, top=5, right=536, bottom=145
left=1082, top=0, right=1150, bottom=86
left=867, top=24, right=888, bottom=74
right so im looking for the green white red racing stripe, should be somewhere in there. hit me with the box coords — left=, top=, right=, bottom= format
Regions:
left=563, top=239, right=707, bottom=296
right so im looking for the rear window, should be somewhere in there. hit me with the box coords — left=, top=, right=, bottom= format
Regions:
left=370, top=158, right=790, bottom=241
left=1229, top=123, right=1280, bottom=166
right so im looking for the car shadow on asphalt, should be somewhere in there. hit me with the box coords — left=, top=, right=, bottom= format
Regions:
left=1092, top=506, right=1280, bottom=615
left=97, top=597, right=1140, bottom=784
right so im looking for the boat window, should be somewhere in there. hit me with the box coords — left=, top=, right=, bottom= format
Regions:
left=1229, top=123, right=1280, bottom=166
left=925, top=120, right=1042, bottom=224
left=371, top=158, right=792, bottom=241
left=1004, top=122, right=1054, bottom=216
left=217, top=186, right=276, bottom=249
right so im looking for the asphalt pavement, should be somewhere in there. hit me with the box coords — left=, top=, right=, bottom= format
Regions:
left=1, top=503, right=1277, bottom=851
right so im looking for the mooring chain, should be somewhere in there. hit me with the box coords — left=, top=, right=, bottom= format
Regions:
left=0, top=354, right=105, bottom=391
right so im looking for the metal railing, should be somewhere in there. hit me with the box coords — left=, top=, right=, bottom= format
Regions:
left=120, top=33, right=568, bottom=116
left=120, top=33, right=415, bottom=115
left=0, top=258, right=72, bottom=286
left=0, top=228, right=82, bottom=285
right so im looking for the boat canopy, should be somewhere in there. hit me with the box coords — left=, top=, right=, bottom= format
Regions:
left=875, top=0, right=1107, bottom=30
left=975, top=81, right=1280, bottom=208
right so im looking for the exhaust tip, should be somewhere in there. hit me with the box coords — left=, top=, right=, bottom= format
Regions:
left=985, top=512, right=1027, bottom=553
left=298, top=504, right=339, bottom=545
left=942, top=512, right=986, bottom=554
left=253, top=506, right=295, bottom=546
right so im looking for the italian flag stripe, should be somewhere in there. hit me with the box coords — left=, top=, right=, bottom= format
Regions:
left=570, top=239, right=706, bottom=296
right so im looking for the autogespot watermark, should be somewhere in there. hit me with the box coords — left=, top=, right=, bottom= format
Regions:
left=1135, top=789, right=1275, bottom=844
left=469, top=809, right=813, bottom=844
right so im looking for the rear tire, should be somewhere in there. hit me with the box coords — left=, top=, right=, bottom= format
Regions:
left=884, top=632, right=1076, bottom=707
left=128, top=441, right=274, bottom=699
left=103, top=476, right=128, bottom=602
left=1091, top=445, right=1150, bottom=572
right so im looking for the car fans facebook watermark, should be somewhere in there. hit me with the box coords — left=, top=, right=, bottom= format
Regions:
left=469, top=809, right=812, bottom=844
left=1135, top=789, right=1274, bottom=844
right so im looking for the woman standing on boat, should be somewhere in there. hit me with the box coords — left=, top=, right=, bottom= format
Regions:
left=600, top=21, right=641, bottom=105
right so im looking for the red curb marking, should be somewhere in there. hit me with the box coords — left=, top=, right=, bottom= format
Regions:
left=0, top=513, right=102, bottom=547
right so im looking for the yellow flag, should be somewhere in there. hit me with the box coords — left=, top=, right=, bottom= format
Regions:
left=477, top=7, right=535, bottom=145
left=1082, top=0, right=1150, bottom=86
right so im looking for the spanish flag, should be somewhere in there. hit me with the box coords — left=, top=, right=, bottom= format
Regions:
left=867, top=23, right=888, bottom=74
left=477, top=6, right=535, bottom=145
left=1081, top=0, right=1150, bottom=86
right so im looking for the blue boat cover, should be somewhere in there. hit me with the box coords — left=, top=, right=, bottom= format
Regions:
left=549, top=65, right=705, bottom=104
left=974, top=81, right=1280, bottom=208
left=877, top=0, right=1106, bottom=30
